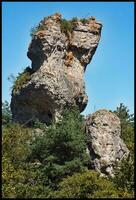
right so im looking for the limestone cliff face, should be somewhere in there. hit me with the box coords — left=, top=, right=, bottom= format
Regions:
left=11, top=13, right=102, bottom=125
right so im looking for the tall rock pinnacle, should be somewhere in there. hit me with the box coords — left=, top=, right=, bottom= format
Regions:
left=10, top=13, right=129, bottom=176
left=11, top=13, right=102, bottom=125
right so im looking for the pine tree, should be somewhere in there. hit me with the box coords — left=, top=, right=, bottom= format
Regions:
left=113, top=103, right=134, bottom=151
left=2, top=101, right=12, bottom=124
left=29, top=109, right=89, bottom=188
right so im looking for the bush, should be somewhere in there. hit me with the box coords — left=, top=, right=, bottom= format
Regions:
left=71, top=17, right=78, bottom=24
left=30, top=17, right=48, bottom=38
left=2, top=101, right=12, bottom=124
left=2, top=123, right=32, bottom=165
left=54, top=170, right=118, bottom=198
left=2, top=156, right=51, bottom=198
left=80, top=18, right=88, bottom=24
left=60, top=19, right=73, bottom=35
left=2, top=123, right=31, bottom=198
left=29, top=109, right=89, bottom=187
left=113, top=103, right=134, bottom=153
left=2, top=102, right=134, bottom=198
left=111, top=103, right=134, bottom=198
left=112, top=155, right=134, bottom=197
left=2, top=123, right=51, bottom=198
left=10, top=66, right=33, bottom=95
left=30, top=24, right=47, bottom=38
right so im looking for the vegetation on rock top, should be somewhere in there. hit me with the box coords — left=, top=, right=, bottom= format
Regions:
left=8, top=66, right=33, bottom=95
left=30, top=15, right=91, bottom=38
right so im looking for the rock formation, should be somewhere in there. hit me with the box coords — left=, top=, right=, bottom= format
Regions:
left=10, top=13, right=129, bottom=176
left=11, top=13, right=102, bottom=125
left=85, top=110, right=129, bottom=176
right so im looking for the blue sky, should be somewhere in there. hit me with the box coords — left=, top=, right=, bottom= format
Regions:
left=2, top=2, right=134, bottom=115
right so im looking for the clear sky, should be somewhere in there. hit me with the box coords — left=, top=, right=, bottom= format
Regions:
left=2, top=2, right=134, bottom=115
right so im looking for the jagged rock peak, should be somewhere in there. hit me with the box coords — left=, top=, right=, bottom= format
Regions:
left=85, top=109, right=129, bottom=176
left=11, top=13, right=102, bottom=125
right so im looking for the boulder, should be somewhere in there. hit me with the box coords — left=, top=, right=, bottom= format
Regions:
left=85, top=109, right=129, bottom=176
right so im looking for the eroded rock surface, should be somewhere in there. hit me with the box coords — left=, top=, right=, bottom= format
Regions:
left=11, top=13, right=102, bottom=125
left=85, top=109, right=129, bottom=176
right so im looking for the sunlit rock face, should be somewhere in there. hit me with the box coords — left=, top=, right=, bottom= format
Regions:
left=85, top=109, right=129, bottom=176
left=11, top=13, right=102, bottom=125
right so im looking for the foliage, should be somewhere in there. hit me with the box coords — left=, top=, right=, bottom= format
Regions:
left=30, top=26, right=39, bottom=38
left=33, top=118, right=47, bottom=129
left=8, top=66, right=33, bottom=95
left=2, top=100, right=12, bottom=124
left=2, top=123, right=51, bottom=198
left=2, top=123, right=32, bottom=166
left=112, top=155, right=134, bottom=198
left=60, top=19, right=73, bottom=35
left=2, top=123, right=30, bottom=197
left=113, top=103, right=134, bottom=130
left=2, top=103, right=135, bottom=198
left=60, top=17, right=89, bottom=35
left=110, top=103, right=134, bottom=198
left=80, top=18, right=89, bottom=24
left=54, top=170, right=118, bottom=198
left=113, top=103, right=134, bottom=153
left=29, top=109, right=89, bottom=187
left=60, top=17, right=79, bottom=35
left=2, top=157, right=51, bottom=198
left=30, top=15, right=89, bottom=38
left=71, top=17, right=78, bottom=24
left=30, top=24, right=47, bottom=38
left=30, top=16, right=48, bottom=38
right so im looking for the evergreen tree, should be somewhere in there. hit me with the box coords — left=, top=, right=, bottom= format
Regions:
left=29, top=109, right=89, bottom=188
left=113, top=103, right=134, bottom=151
left=113, top=103, right=134, bottom=127
left=112, top=155, right=134, bottom=198
left=112, top=103, right=134, bottom=198
left=2, top=101, right=12, bottom=124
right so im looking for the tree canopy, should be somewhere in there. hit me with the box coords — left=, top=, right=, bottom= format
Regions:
left=2, top=103, right=134, bottom=198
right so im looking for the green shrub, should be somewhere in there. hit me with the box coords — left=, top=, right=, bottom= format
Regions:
left=33, top=118, right=47, bottom=129
left=113, top=103, right=134, bottom=154
left=80, top=18, right=89, bottom=24
left=30, top=26, right=39, bottom=38
left=30, top=24, right=47, bottom=38
left=2, top=101, right=12, bottom=125
left=30, top=16, right=89, bottom=38
left=30, top=17, right=48, bottom=38
left=2, top=123, right=51, bottom=198
left=29, top=109, right=89, bottom=187
left=60, top=19, right=73, bottom=35
left=54, top=170, right=118, bottom=198
left=2, top=156, right=51, bottom=198
left=60, top=17, right=79, bottom=35
left=71, top=17, right=78, bottom=24
left=11, top=67, right=33, bottom=95
left=2, top=123, right=31, bottom=198
left=2, top=123, right=32, bottom=164
left=111, top=103, right=134, bottom=198
left=112, top=155, right=134, bottom=197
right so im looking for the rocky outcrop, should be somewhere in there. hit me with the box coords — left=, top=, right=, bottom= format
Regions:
left=10, top=13, right=129, bottom=176
left=85, top=109, right=129, bottom=176
left=11, top=13, right=102, bottom=125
